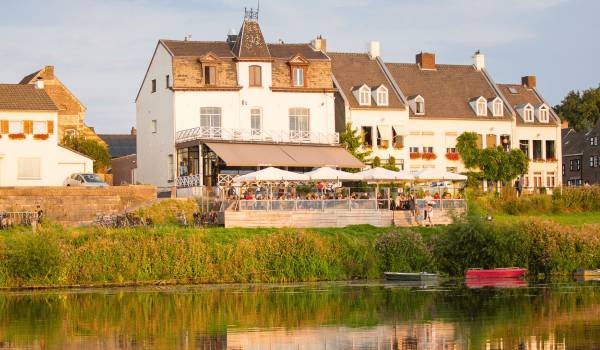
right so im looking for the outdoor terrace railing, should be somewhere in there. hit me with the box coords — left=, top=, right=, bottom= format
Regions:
left=176, top=127, right=340, bottom=145
left=176, top=174, right=201, bottom=188
left=220, top=199, right=464, bottom=212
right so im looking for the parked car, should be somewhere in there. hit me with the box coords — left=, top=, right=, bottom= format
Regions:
left=66, top=173, right=109, bottom=187
left=410, top=181, right=449, bottom=194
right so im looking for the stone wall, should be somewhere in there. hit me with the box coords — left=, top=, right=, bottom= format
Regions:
left=0, top=186, right=156, bottom=226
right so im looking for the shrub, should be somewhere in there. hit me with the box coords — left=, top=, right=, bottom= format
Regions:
left=375, top=229, right=435, bottom=273
left=5, top=234, right=62, bottom=282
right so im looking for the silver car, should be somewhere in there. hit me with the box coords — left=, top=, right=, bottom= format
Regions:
left=66, top=173, right=109, bottom=187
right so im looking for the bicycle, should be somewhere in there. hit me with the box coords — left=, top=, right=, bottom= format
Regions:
left=192, top=212, right=203, bottom=228
left=0, top=213, right=15, bottom=230
left=210, top=211, right=218, bottom=226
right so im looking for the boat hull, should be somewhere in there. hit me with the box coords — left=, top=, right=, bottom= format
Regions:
left=467, top=277, right=527, bottom=288
left=384, top=272, right=438, bottom=281
left=466, top=268, right=526, bottom=278
left=573, top=269, right=600, bottom=278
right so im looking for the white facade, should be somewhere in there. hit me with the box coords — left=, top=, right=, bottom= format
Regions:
left=515, top=125, right=562, bottom=188
left=0, top=110, right=92, bottom=186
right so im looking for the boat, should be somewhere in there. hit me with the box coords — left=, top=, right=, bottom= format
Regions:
left=573, top=269, right=600, bottom=278
left=384, top=272, right=438, bottom=281
left=466, top=277, right=527, bottom=289
left=465, top=267, right=526, bottom=278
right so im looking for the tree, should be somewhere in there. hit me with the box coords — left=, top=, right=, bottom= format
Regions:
left=455, top=132, right=481, bottom=169
left=340, top=122, right=372, bottom=172
left=554, top=85, right=600, bottom=131
left=61, top=135, right=111, bottom=173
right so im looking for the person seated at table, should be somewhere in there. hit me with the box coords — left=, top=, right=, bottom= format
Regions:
left=336, top=193, right=343, bottom=200
left=424, top=191, right=433, bottom=200
left=433, top=193, right=440, bottom=200
left=246, top=193, right=253, bottom=200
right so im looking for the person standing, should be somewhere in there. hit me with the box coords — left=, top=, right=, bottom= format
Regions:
left=426, top=203, right=434, bottom=227
left=36, top=205, right=44, bottom=231
left=515, top=176, right=522, bottom=197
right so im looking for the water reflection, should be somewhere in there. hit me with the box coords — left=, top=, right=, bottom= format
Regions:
left=0, top=279, right=599, bottom=349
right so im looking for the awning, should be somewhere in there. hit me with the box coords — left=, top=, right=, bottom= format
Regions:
left=377, top=125, right=392, bottom=140
left=205, top=142, right=366, bottom=168
left=392, top=125, right=408, bottom=136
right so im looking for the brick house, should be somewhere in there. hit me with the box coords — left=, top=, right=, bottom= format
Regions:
left=562, top=116, right=600, bottom=185
left=98, top=128, right=138, bottom=185
left=19, top=66, right=105, bottom=146
left=135, top=16, right=363, bottom=189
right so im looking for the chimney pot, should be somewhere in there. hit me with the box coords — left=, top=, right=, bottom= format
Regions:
left=131, top=127, right=137, bottom=135
left=310, top=38, right=326, bottom=52
left=470, top=52, right=485, bottom=71
left=522, top=76, right=536, bottom=89
left=366, top=41, right=380, bottom=59
left=34, top=77, right=44, bottom=89
left=188, top=35, right=192, bottom=41
left=416, top=52, right=435, bottom=70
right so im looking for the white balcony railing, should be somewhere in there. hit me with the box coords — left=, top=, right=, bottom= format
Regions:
left=176, top=127, right=339, bottom=145
left=177, top=174, right=202, bottom=187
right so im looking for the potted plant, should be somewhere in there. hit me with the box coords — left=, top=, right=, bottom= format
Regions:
left=533, top=158, right=545, bottom=163
left=8, top=133, right=26, bottom=140
left=379, top=144, right=389, bottom=150
left=410, top=152, right=421, bottom=160
left=393, top=145, right=404, bottom=150
left=362, top=143, right=373, bottom=150
left=33, top=133, right=49, bottom=140
left=445, top=153, right=460, bottom=161
left=422, top=152, right=438, bottom=161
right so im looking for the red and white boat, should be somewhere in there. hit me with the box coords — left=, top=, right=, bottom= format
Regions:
left=465, top=267, right=527, bottom=278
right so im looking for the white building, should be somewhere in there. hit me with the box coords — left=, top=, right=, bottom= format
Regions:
left=136, top=18, right=362, bottom=188
left=0, top=83, right=93, bottom=186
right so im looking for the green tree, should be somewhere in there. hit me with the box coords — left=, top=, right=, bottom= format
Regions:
left=340, top=122, right=372, bottom=173
left=455, top=131, right=481, bottom=169
left=61, top=135, right=111, bottom=173
left=554, top=85, right=600, bottom=131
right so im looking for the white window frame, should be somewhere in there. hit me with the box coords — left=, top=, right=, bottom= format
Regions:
left=151, top=79, right=156, bottom=93
left=9, top=121, right=22, bottom=134
left=33, top=121, right=47, bottom=134
left=65, top=129, right=76, bottom=136
left=359, top=86, right=370, bottom=106
left=168, top=154, right=174, bottom=181
left=477, top=101, right=487, bottom=116
left=250, top=107, right=262, bottom=131
left=17, top=158, right=41, bottom=179
left=372, top=86, right=389, bottom=106
left=289, top=108, right=310, bottom=136
left=546, top=172, right=555, bottom=187
left=200, top=107, right=222, bottom=138
left=524, top=107, right=534, bottom=122
left=494, top=101, right=503, bottom=116
left=539, top=107, right=549, bottom=123
left=151, top=120, right=157, bottom=133
left=293, top=68, right=304, bottom=87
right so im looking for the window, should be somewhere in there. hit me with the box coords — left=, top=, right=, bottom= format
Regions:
left=508, top=87, right=518, bottom=94
left=200, top=107, right=222, bottom=137
left=166, top=75, right=170, bottom=88
left=250, top=108, right=262, bottom=130
left=410, top=147, right=420, bottom=153
left=546, top=140, right=555, bottom=159
left=595, top=155, right=599, bottom=167
left=446, top=148, right=458, bottom=153
left=362, top=126, right=372, bottom=146
left=539, top=107, right=549, bottom=123
left=33, top=121, right=46, bottom=134
left=533, top=172, right=542, bottom=188
left=477, top=101, right=487, bottom=116
left=204, top=66, right=216, bottom=85
left=293, top=68, right=304, bottom=86
left=575, top=159, right=581, bottom=171
left=376, top=88, right=388, bottom=106
left=9, top=121, right=22, bottom=134
left=570, top=160, right=573, bottom=171
left=533, top=140, right=542, bottom=159
left=525, top=108, right=534, bottom=122
left=289, top=108, right=310, bottom=135
left=562, top=164, right=565, bottom=176
left=546, top=172, right=555, bottom=187
left=595, top=136, right=598, bottom=146
left=151, top=79, right=156, bottom=93
left=423, top=147, right=433, bottom=153
left=18, top=158, right=41, bottom=179
left=168, top=155, right=174, bottom=181
left=416, top=101, right=424, bottom=114
left=392, top=129, right=403, bottom=148
left=65, top=129, right=76, bottom=136
left=151, top=120, right=157, bottom=133
left=359, top=86, right=370, bottom=105
left=519, top=140, right=529, bottom=157
left=249, top=66, right=261, bottom=87
left=494, top=101, right=503, bottom=116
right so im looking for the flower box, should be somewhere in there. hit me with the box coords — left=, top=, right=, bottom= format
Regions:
left=533, top=158, right=545, bottom=163
left=362, top=144, right=373, bottom=150
left=546, top=157, right=558, bottom=163
left=410, top=152, right=422, bottom=160
left=421, top=152, right=438, bottom=161
left=8, top=133, right=26, bottom=140
left=445, top=153, right=460, bottom=161
left=33, top=133, right=49, bottom=140
left=378, top=145, right=389, bottom=150
left=393, top=145, right=404, bottom=150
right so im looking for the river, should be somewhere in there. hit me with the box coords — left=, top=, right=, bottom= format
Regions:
left=1, top=278, right=599, bottom=349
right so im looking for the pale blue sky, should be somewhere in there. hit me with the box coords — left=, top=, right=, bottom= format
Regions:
left=1, top=0, right=598, bottom=133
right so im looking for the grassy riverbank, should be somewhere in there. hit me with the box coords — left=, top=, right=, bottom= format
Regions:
left=1, top=206, right=599, bottom=288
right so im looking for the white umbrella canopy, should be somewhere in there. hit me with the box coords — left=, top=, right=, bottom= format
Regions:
left=411, top=168, right=468, bottom=181
left=358, top=168, right=415, bottom=182
left=233, top=167, right=310, bottom=182
left=305, top=167, right=364, bottom=181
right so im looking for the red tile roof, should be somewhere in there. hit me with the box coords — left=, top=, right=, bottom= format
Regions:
left=497, top=84, right=559, bottom=126
left=0, top=84, right=57, bottom=111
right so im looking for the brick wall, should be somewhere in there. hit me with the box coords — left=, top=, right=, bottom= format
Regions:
left=271, top=60, right=333, bottom=88
left=582, top=124, right=600, bottom=185
left=173, top=58, right=238, bottom=87
left=112, top=154, right=137, bottom=185
left=563, top=155, right=582, bottom=185
left=0, top=186, right=156, bottom=226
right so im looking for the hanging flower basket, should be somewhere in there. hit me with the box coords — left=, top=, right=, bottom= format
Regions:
left=546, top=157, right=558, bottom=163
left=421, top=152, right=438, bottom=161
left=8, top=133, right=26, bottom=140
left=410, top=152, right=421, bottom=160
left=533, top=158, right=545, bottom=163
left=33, top=133, right=49, bottom=140
left=445, top=153, right=460, bottom=161
left=393, top=145, right=404, bottom=150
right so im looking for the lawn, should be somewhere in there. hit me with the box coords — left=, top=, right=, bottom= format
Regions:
left=493, top=211, right=600, bottom=226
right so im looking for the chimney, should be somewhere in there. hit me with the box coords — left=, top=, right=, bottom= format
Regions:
left=416, top=52, right=435, bottom=70
left=561, top=120, right=569, bottom=129
left=188, top=35, right=192, bottom=41
left=131, top=127, right=137, bottom=135
left=310, top=37, right=327, bottom=52
left=522, top=76, right=536, bottom=89
left=470, top=51, right=484, bottom=71
left=366, top=41, right=380, bottom=59
left=34, top=77, right=44, bottom=89
left=44, top=66, right=55, bottom=79
left=89, top=127, right=95, bottom=132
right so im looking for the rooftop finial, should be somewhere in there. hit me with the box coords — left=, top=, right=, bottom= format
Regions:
left=244, top=1, right=259, bottom=21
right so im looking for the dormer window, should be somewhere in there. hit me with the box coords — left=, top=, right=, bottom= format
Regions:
left=198, top=51, right=221, bottom=86
left=288, top=54, right=309, bottom=88
left=469, top=96, right=487, bottom=116
left=352, top=85, right=372, bottom=106
left=525, top=107, right=534, bottom=122
left=535, top=104, right=549, bottom=123
left=408, top=95, right=425, bottom=115
left=487, top=97, right=504, bottom=116
left=293, top=68, right=305, bottom=86
left=371, top=85, right=389, bottom=106
left=516, top=103, right=534, bottom=122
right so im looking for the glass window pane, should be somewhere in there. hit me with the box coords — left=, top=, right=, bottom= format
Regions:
left=9, top=121, right=22, bottom=134
left=33, top=121, right=46, bottom=134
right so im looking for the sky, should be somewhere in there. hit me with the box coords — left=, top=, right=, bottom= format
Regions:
left=1, top=0, right=599, bottom=134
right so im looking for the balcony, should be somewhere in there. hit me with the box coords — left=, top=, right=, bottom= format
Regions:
left=176, top=127, right=339, bottom=145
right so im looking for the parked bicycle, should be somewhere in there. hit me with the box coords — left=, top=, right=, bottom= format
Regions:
left=0, top=213, right=15, bottom=230
left=192, top=212, right=203, bottom=228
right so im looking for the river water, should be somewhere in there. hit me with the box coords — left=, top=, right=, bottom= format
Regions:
left=1, top=278, right=599, bottom=349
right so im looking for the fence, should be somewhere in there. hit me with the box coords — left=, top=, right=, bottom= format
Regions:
left=0, top=211, right=38, bottom=229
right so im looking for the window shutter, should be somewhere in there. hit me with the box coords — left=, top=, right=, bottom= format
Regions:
left=0, top=120, right=7, bottom=134
left=24, top=120, right=33, bottom=134
left=47, top=120, right=54, bottom=134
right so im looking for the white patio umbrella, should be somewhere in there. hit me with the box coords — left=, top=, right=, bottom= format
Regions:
left=359, top=168, right=415, bottom=182
left=411, top=168, right=467, bottom=181
left=232, top=167, right=310, bottom=182
left=305, top=167, right=364, bottom=181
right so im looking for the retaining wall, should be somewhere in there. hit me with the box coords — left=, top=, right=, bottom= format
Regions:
left=0, top=186, right=156, bottom=226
